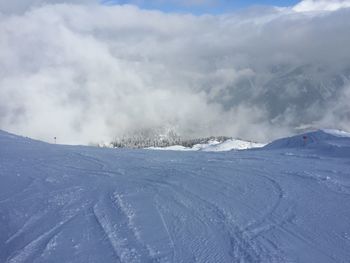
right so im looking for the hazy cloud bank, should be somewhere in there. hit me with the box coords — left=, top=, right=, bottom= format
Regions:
left=294, top=0, right=350, bottom=12
left=1, top=1, right=350, bottom=144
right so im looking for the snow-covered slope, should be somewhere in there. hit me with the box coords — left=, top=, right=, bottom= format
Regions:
left=1, top=130, right=350, bottom=262
left=265, top=129, right=350, bottom=157
left=149, top=139, right=265, bottom=152
left=198, top=139, right=265, bottom=152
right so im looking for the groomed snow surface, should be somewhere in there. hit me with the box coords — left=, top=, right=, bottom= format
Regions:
left=1, top=129, right=350, bottom=262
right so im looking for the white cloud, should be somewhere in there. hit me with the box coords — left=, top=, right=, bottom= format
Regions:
left=293, top=0, right=350, bottom=12
left=0, top=4, right=350, bottom=144
left=104, top=0, right=218, bottom=8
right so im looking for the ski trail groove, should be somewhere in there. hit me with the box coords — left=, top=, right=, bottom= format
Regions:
left=154, top=177, right=279, bottom=263
left=92, top=195, right=153, bottom=263
left=6, top=215, right=77, bottom=263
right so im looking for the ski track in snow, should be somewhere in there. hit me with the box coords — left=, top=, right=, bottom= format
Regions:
left=92, top=195, right=151, bottom=263
left=1, top=130, right=350, bottom=262
left=7, top=215, right=78, bottom=263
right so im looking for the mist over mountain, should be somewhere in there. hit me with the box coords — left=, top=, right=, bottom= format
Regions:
left=0, top=1, right=350, bottom=144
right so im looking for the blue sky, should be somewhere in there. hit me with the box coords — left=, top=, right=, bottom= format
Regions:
left=102, top=0, right=301, bottom=14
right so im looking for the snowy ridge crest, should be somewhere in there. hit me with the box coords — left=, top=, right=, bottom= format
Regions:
left=265, top=129, right=350, bottom=155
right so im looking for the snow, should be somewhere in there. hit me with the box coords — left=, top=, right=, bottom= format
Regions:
left=199, top=139, right=265, bottom=152
left=264, top=129, right=350, bottom=157
left=148, top=139, right=265, bottom=152
left=1, top=129, right=350, bottom=262
left=147, top=145, right=194, bottom=151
